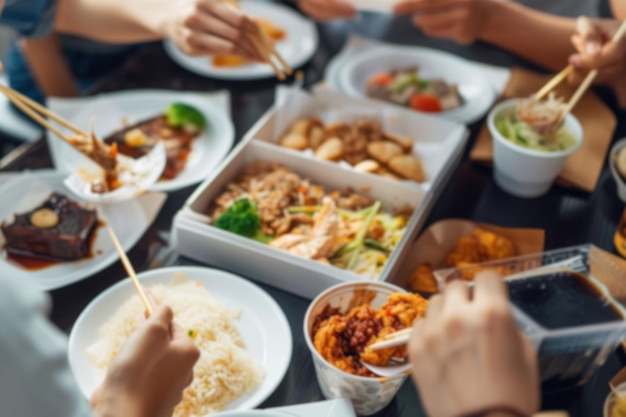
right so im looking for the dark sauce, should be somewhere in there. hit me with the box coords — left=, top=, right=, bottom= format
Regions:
left=508, top=271, right=624, bottom=329
left=3, top=220, right=105, bottom=271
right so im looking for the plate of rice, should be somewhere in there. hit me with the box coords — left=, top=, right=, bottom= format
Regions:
left=68, top=266, right=292, bottom=416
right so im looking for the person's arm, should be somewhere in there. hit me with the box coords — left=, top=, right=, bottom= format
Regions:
left=20, top=34, right=78, bottom=98
left=394, top=0, right=577, bottom=71
left=610, top=0, right=626, bottom=20
left=479, top=1, right=576, bottom=71
left=54, top=0, right=261, bottom=59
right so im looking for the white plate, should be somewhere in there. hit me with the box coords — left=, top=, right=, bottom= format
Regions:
left=163, top=0, right=318, bottom=80
left=0, top=172, right=164, bottom=291
left=49, top=90, right=235, bottom=192
left=335, top=46, right=497, bottom=124
left=68, top=266, right=293, bottom=411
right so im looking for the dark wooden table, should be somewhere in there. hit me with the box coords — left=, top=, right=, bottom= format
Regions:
left=2, top=9, right=626, bottom=417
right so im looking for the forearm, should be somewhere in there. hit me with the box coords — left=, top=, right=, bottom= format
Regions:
left=20, top=35, right=78, bottom=97
left=480, top=0, right=576, bottom=71
left=610, top=0, right=626, bottom=20
left=54, top=0, right=170, bottom=43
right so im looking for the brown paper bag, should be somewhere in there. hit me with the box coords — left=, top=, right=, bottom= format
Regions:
left=471, top=67, right=617, bottom=192
left=390, top=219, right=545, bottom=292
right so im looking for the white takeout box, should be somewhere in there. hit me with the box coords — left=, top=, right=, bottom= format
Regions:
left=173, top=88, right=469, bottom=299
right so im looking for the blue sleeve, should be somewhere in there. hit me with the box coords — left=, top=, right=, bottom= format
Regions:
left=0, top=0, right=57, bottom=38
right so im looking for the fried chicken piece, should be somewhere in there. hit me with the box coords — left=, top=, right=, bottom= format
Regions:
left=446, top=235, right=487, bottom=266
left=407, top=263, right=439, bottom=294
left=378, top=293, right=428, bottom=328
left=473, top=228, right=516, bottom=260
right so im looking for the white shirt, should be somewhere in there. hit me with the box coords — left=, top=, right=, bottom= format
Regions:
left=0, top=275, right=92, bottom=417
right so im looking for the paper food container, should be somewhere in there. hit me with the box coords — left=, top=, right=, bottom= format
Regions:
left=173, top=88, right=468, bottom=299
left=434, top=244, right=626, bottom=392
left=390, top=219, right=545, bottom=294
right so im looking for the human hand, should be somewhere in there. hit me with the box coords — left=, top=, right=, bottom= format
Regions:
left=394, top=0, right=493, bottom=45
left=297, top=0, right=356, bottom=22
left=90, top=303, right=200, bottom=417
left=568, top=17, right=626, bottom=107
left=408, top=271, right=540, bottom=417
left=160, top=0, right=263, bottom=60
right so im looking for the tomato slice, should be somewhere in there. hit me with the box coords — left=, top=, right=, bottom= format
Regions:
left=409, top=94, right=442, bottom=113
left=367, top=73, right=394, bottom=88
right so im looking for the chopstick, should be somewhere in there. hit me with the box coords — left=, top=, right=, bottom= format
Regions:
left=107, top=226, right=154, bottom=316
left=223, top=0, right=292, bottom=80
left=368, top=328, right=413, bottom=351
left=0, top=84, right=87, bottom=137
left=534, top=66, right=573, bottom=100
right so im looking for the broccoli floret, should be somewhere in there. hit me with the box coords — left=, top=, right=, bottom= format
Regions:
left=214, top=199, right=260, bottom=237
left=165, top=103, right=207, bottom=132
left=214, top=199, right=274, bottom=243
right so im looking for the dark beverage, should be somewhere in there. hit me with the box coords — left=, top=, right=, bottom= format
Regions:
left=507, top=271, right=624, bottom=329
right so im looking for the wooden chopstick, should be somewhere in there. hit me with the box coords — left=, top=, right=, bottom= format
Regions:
left=534, top=66, right=573, bottom=100
left=562, top=19, right=626, bottom=116
left=0, top=84, right=87, bottom=136
left=107, top=226, right=154, bottom=316
left=0, top=85, right=71, bottom=142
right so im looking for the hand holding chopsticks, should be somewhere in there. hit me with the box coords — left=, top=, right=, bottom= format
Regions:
left=533, top=18, right=626, bottom=117
left=222, top=0, right=292, bottom=80
left=107, top=226, right=154, bottom=316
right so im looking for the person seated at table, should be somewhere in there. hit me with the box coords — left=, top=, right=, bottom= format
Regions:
left=567, top=15, right=626, bottom=108
left=0, top=0, right=263, bottom=105
left=409, top=270, right=540, bottom=417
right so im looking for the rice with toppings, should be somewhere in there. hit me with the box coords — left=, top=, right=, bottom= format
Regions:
left=87, top=273, right=264, bottom=416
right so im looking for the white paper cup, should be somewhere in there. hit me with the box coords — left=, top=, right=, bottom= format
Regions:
left=604, top=382, right=626, bottom=417
left=609, top=139, right=626, bottom=203
left=303, top=282, right=409, bottom=416
left=487, top=99, right=583, bottom=198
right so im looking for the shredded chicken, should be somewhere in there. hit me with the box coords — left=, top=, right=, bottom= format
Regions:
left=516, top=93, right=567, bottom=137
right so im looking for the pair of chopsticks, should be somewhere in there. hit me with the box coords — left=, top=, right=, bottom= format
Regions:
left=224, top=0, right=292, bottom=80
left=0, top=84, right=113, bottom=169
left=0, top=84, right=87, bottom=144
left=368, top=327, right=413, bottom=351
left=107, top=226, right=154, bottom=316
left=534, top=19, right=626, bottom=116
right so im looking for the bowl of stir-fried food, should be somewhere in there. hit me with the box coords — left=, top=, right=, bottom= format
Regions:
left=488, top=98, right=583, bottom=198
left=304, top=281, right=428, bottom=415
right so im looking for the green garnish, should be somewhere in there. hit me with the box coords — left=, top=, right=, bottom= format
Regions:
left=214, top=198, right=273, bottom=243
left=364, top=239, right=390, bottom=254
left=165, top=103, right=207, bottom=132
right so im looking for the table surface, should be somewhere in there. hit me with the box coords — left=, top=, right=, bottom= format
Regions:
left=2, top=9, right=626, bottom=417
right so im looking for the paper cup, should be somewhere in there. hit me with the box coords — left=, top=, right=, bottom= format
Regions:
left=609, top=139, right=626, bottom=203
left=303, top=282, right=409, bottom=416
left=488, top=99, right=583, bottom=198
left=604, top=382, right=626, bottom=417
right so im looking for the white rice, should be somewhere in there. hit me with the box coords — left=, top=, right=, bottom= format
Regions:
left=87, top=274, right=264, bottom=417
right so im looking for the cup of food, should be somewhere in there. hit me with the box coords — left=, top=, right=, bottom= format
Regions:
left=487, top=98, right=583, bottom=198
left=303, top=281, right=428, bottom=416
left=604, top=383, right=626, bottom=417
left=609, top=138, right=626, bottom=203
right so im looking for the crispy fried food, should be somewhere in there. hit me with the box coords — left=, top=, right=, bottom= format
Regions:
left=277, top=118, right=426, bottom=183
left=410, top=228, right=517, bottom=291
left=407, top=263, right=439, bottom=294
left=312, top=292, right=428, bottom=376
